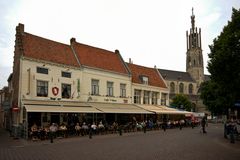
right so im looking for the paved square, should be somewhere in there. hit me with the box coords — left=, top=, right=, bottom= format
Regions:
left=0, top=124, right=239, bottom=160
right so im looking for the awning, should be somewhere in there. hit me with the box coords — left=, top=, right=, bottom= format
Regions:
left=136, top=104, right=192, bottom=115
left=88, top=102, right=153, bottom=114
left=24, top=105, right=102, bottom=113
left=22, top=99, right=102, bottom=113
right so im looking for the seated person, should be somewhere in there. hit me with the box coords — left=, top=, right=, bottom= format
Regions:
left=98, top=121, right=105, bottom=134
left=82, top=122, right=89, bottom=135
left=75, top=123, right=81, bottom=136
left=59, top=123, right=67, bottom=137
left=31, top=123, right=38, bottom=140
left=91, top=122, right=97, bottom=134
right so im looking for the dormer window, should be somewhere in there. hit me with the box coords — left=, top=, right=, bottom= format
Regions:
left=142, top=76, right=149, bottom=85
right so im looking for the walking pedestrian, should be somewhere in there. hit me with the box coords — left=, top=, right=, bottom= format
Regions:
left=201, top=117, right=207, bottom=134
left=141, top=121, right=146, bottom=133
left=49, top=123, right=58, bottom=143
left=162, top=118, right=167, bottom=132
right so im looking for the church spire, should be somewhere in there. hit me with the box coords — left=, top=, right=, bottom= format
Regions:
left=186, top=8, right=204, bottom=87
left=191, top=7, right=195, bottom=31
left=187, top=7, right=201, bottom=49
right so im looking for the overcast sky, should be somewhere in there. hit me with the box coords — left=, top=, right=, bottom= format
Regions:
left=0, top=0, right=240, bottom=88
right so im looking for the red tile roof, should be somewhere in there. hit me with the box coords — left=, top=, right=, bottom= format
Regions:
left=127, top=63, right=167, bottom=88
left=72, top=42, right=129, bottom=74
left=22, top=33, right=79, bottom=67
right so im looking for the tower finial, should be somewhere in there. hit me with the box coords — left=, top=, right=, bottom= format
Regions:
left=191, top=7, right=195, bottom=30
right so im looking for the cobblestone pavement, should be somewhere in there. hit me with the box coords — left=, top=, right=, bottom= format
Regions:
left=0, top=123, right=239, bottom=160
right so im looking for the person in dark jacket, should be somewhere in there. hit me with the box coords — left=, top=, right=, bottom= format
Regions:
left=201, top=117, right=207, bottom=133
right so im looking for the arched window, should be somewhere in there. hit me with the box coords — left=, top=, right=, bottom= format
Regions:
left=170, top=82, right=175, bottom=93
left=179, top=83, right=184, bottom=94
left=189, top=84, right=193, bottom=94
left=187, top=56, right=191, bottom=67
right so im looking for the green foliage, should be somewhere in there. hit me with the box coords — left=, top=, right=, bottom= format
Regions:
left=200, top=81, right=227, bottom=114
left=170, top=94, right=192, bottom=111
left=206, top=8, right=240, bottom=112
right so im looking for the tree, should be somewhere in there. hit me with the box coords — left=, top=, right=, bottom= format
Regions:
left=207, top=8, right=240, bottom=111
left=170, top=94, right=192, bottom=111
left=200, top=81, right=227, bottom=115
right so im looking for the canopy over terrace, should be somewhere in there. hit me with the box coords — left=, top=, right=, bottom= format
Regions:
left=22, top=100, right=153, bottom=114
left=22, top=99, right=101, bottom=113
left=88, top=102, right=153, bottom=114
left=136, top=104, right=192, bottom=115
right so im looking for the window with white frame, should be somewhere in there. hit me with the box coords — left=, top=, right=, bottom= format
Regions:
left=142, top=76, right=149, bottom=85
left=62, top=83, right=71, bottom=99
left=37, top=80, right=48, bottom=97
left=152, top=92, right=158, bottom=105
left=134, top=90, right=141, bottom=104
left=120, top=83, right=126, bottom=98
left=91, top=79, right=99, bottom=95
left=161, top=93, right=167, bottom=105
left=143, top=91, right=150, bottom=104
left=107, top=82, right=114, bottom=96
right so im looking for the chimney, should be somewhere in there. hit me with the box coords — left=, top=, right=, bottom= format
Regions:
left=16, top=23, right=24, bottom=34
left=129, top=58, right=132, bottom=64
left=70, top=37, right=76, bottom=44
left=115, top=49, right=120, bottom=54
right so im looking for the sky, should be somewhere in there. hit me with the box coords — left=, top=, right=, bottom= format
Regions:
left=0, top=0, right=240, bottom=88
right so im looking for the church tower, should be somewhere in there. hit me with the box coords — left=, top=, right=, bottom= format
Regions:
left=186, top=8, right=204, bottom=87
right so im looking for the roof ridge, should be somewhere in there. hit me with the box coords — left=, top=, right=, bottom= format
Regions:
left=74, top=41, right=115, bottom=54
left=159, top=68, right=188, bottom=74
left=24, top=32, right=70, bottom=47
left=127, top=62, right=155, bottom=70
